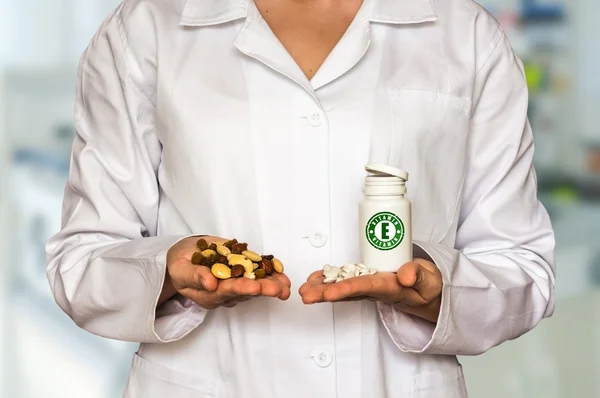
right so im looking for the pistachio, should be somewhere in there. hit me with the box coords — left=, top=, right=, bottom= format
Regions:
left=211, top=263, right=232, bottom=280
left=260, top=259, right=274, bottom=276
left=228, top=254, right=254, bottom=273
left=242, top=250, right=262, bottom=262
left=244, top=271, right=256, bottom=280
left=191, top=252, right=202, bottom=265
left=254, top=268, right=266, bottom=279
left=209, top=243, right=218, bottom=251
left=272, top=258, right=284, bottom=274
left=196, top=238, right=209, bottom=251
left=231, top=264, right=245, bottom=278
left=201, top=249, right=217, bottom=258
left=217, top=245, right=231, bottom=257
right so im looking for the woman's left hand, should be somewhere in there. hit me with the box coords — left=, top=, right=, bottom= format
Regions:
left=299, top=259, right=443, bottom=323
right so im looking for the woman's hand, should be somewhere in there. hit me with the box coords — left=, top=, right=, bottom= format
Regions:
left=160, top=236, right=291, bottom=309
left=299, top=259, right=443, bottom=323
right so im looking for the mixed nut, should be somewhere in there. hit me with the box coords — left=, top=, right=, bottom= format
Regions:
left=192, top=238, right=284, bottom=280
left=322, top=263, right=378, bottom=283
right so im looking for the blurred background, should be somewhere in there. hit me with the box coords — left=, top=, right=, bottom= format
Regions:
left=0, top=0, right=598, bottom=397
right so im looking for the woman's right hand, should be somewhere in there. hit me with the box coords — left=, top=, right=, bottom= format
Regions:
left=159, top=236, right=291, bottom=309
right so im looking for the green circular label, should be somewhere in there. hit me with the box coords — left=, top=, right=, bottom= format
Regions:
left=365, top=211, right=405, bottom=251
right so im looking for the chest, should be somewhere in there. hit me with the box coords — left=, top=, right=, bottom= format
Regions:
left=155, top=17, right=474, bottom=247
left=253, top=0, right=364, bottom=80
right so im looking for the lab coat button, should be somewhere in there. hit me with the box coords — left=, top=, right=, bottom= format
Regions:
left=309, top=232, right=328, bottom=248
left=307, top=112, right=324, bottom=127
left=312, top=349, right=334, bottom=368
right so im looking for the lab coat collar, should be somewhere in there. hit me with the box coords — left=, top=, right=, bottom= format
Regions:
left=180, top=0, right=248, bottom=26
left=370, top=0, right=438, bottom=24
left=180, top=0, right=438, bottom=26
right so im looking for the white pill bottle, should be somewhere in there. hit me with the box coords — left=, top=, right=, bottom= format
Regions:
left=359, top=163, right=412, bottom=273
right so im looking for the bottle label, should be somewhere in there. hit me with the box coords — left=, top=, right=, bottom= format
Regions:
left=365, top=211, right=405, bottom=251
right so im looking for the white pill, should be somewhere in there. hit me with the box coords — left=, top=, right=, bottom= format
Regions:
left=369, top=268, right=378, bottom=275
left=354, top=267, right=361, bottom=277
left=342, top=263, right=356, bottom=273
left=323, top=264, right=332, bottom=272
left=356, top=263, right=366, bottom=270
left=324, top=276, right=337, bottom=284
left=336, top=276, right=344, bottom=282
left=324, top=271, right=340, bottom=280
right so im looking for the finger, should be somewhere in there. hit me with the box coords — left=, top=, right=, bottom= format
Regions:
left=216, top=278, right=262, bottom=300
left=307, top=270, right=324, bottom=281
left=265, top=277, right=292, bottom=301
left=270, top=272, right=292, bottom=289
left=298, top=274, right=325, bottom=297
left=398, top=260, right=442, bottom=302
left=299, top=281, right=328, bottom=304
left=171, top=263, right=219, bottom=292
left=257, top=278, right=284, bottom=299
left=323, top=273, right=402, bottom=303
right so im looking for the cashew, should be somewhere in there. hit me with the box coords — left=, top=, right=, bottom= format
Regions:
left=216, top=245, right=231, bottom=257
left=201, top=249, right=217, bottom=258
left=244, top=271, right=256, bottom=280
left=242, top=250, right=262, bottom=262
left=211, top=263, right=231, bottom=280
left=272, top=258, right=284, bottom=274
left=228, top=254, right=254, bottom=273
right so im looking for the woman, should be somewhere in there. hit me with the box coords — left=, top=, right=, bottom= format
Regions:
left=46, top=0, right=556, bottom=396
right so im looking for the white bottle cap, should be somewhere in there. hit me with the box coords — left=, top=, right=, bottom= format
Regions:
left=365, top=163, right=409, bottom=181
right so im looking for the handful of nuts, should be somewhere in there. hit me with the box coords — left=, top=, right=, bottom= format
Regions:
left=192, top=238, right=285, bottom=281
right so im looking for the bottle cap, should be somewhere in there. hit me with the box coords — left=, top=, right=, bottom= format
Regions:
left=365, top=163, right=409, bottom=181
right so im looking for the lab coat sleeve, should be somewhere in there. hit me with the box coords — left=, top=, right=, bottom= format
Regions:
left=378, top=32, right=556, bottom=355
left=45, top=7, right=207, bottom=343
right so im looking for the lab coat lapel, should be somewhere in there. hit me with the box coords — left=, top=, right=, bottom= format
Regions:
left=309, top=2, right=372, bottom=91
left=233, top=0, right=314, bottom=93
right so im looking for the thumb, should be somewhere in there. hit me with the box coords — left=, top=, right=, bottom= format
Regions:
left=397, top=260, right=442, bottom=302
left=396, top=261, right=421, bottom=288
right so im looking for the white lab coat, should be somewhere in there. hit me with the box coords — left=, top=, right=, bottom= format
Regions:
left=46, top=0, right=556, bottom=396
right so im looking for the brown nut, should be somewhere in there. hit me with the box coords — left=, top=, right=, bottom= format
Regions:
left=191, top=252, right=202, bottom=265
left=254, top=269, right=266, bottom=279
left=196, top=238, right=209, bottom=251
left=204, top=254, right=218, bottom=266
left=201, top=249, right=217, bottom=258
left=217, top=245, right=231, bottom=257
left=217, top=255, right=228, bottom=264
left=260, top=259, right=274, bottom=276
left=244, top=271, right=256, bottom=280
left=231, top=243, right=248, bottom=254
left=211, top=263, right=232, bottom=280
left=242, top=250, right=262, bottom=262
left=272, top=258, right=284, bottom=274
left=223, top=239, right=238, bottom=250
left=231, top=264, right=245, bottom=278
left=262, top=254, right=275, bottom=261
left=209, top=243, right=218, bottom=251
left=228, top=254, right=254, bottom=273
